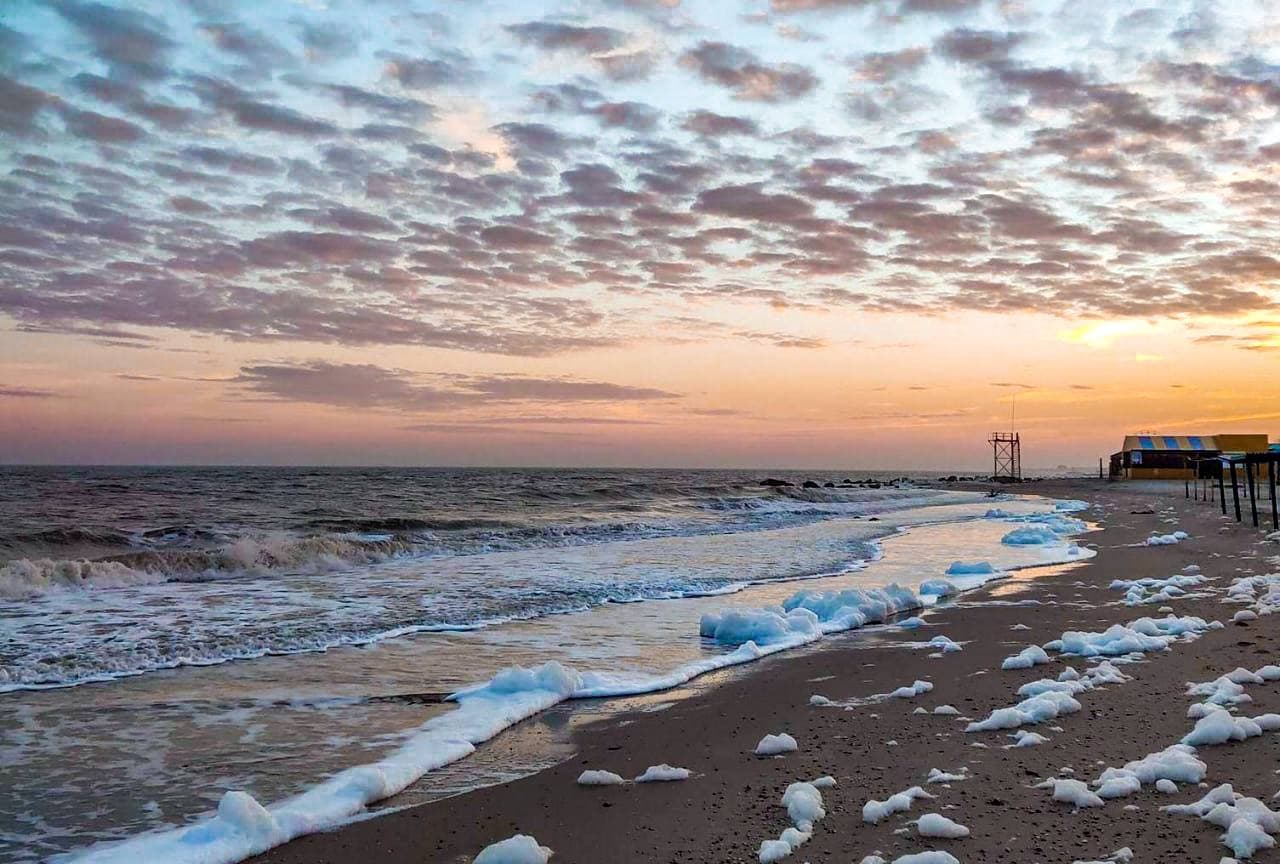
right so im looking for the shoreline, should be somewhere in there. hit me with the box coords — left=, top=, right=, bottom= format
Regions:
left=248, top=478, right=1280, bottom=863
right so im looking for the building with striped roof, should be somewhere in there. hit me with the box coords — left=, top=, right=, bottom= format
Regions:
left=1110, top=433, right=1272, bottom=480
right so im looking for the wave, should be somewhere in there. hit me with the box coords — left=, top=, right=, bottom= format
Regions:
left=0, top=534, right=421, bottom=599
left=300, top=516, right=519, bottom=532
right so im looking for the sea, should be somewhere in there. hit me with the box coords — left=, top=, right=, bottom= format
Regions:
left=0, top=466, right=1094, bottom=862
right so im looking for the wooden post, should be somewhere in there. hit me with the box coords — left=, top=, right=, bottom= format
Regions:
left=1230, top=461, right=1242, bottom=522
left=1270, top=460, right=1278, bottom=530
left=1219, top=463, right=1227, bottom=515
left=1246, top=459, right=1259, bottom=528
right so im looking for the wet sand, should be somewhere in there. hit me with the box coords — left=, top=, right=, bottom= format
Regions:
left=253, top=479, right=1280, bottom=863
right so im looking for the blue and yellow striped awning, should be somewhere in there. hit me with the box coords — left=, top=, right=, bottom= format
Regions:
left=1122, top=435, right=1215, bottom=452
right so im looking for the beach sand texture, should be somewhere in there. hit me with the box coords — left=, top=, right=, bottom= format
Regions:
left=249, top=479, right=1280, bottom=863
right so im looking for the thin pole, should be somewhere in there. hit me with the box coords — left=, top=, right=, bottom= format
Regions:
left=1219, top=463, right=1227, bottom=515
left=1270, top=460, right=1278, bottom=530
left=1246, top=459, right=1259, bottom=527
left=1230, top=461, right=1242, bottom=522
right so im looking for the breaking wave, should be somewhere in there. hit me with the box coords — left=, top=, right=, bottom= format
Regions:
left=0, top=534, right=421, bottom=599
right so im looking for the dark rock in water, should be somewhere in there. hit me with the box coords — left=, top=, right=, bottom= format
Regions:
left=868, top=516, right=880, bottom=521
left=802, top=480, right=820, bottom=489
left=843, top=478, right=854, bottom=484
left=759, top=478, right=794, bottom=487
left=823, top=482, right=835, bottom=488
left=867, top=481, right=881, bottom=489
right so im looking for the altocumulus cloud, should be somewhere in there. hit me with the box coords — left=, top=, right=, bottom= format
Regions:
left=0, top=0, right=1277, bottom=362
left=233, top=361, right=681, bottom=411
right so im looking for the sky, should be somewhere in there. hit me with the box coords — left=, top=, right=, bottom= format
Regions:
left=0, top=0, right=1278, bottom=469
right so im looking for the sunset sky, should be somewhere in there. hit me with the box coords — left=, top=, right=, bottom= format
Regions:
left=1, top=0, right=1277, bottom=469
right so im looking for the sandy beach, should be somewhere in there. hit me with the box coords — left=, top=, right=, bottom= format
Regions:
left=242, top=479, right=1280, bottom=863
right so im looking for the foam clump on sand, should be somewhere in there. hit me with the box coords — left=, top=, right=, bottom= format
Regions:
left=1164, top=784, right=1280, bottom=858
left=1145, top=530, right=1189, bottom=546
left=1040, top=777, right=1105, bottom=808
left=1011, top=730, right=1048, bottom=747
left=474, top=834, right=553, bottom=864
left=634, top=764, right=690, bottom=783
left=863, top=786, right=934, bottom=823
left=1092, top=744, right=1206, bottom=799
left=1111, top=569, right=1207, bottom=606
left=1021, top=511, right=1087, bottom=530
left=757, top=782, right=826, bottom=863
left=891, top=852, right=960, bottom=864
left=915, top=813, right=969, bottom=838
left=1182, top=707, right=1280, bottom=746
left=920, top=579, right=957, bottom=597
left=1017, top=661, right=1127, bottom=699
left=945, top=561, right=995, bottom=575
left=755, top=733, right=799, bottom=756
left=890, top=680, right=934, bottom=698
left=1188, top=676, right=1254, bottom=708
left=932, top=705, right=960, bottom=716
left=965, top=690, right=1081, bottom=732
left=926, top=635, right=962, bottom=653
left=1226, top=574, right=1280, bottom=617
left=576, top=770, right=625, bottom=786
left=971, top=659, right=1131, bottom=736
left=1072, top=848, right=1134, bottom=864
left=1045, top=615, right=1214, bottom=658
left=783, top=781, right=826, bottom=826
left=1001, top=645, right=1050, bottom=670
left=1001, top=526, right=1059, bottom=546
left=926, top=768, right=967, bottom=783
